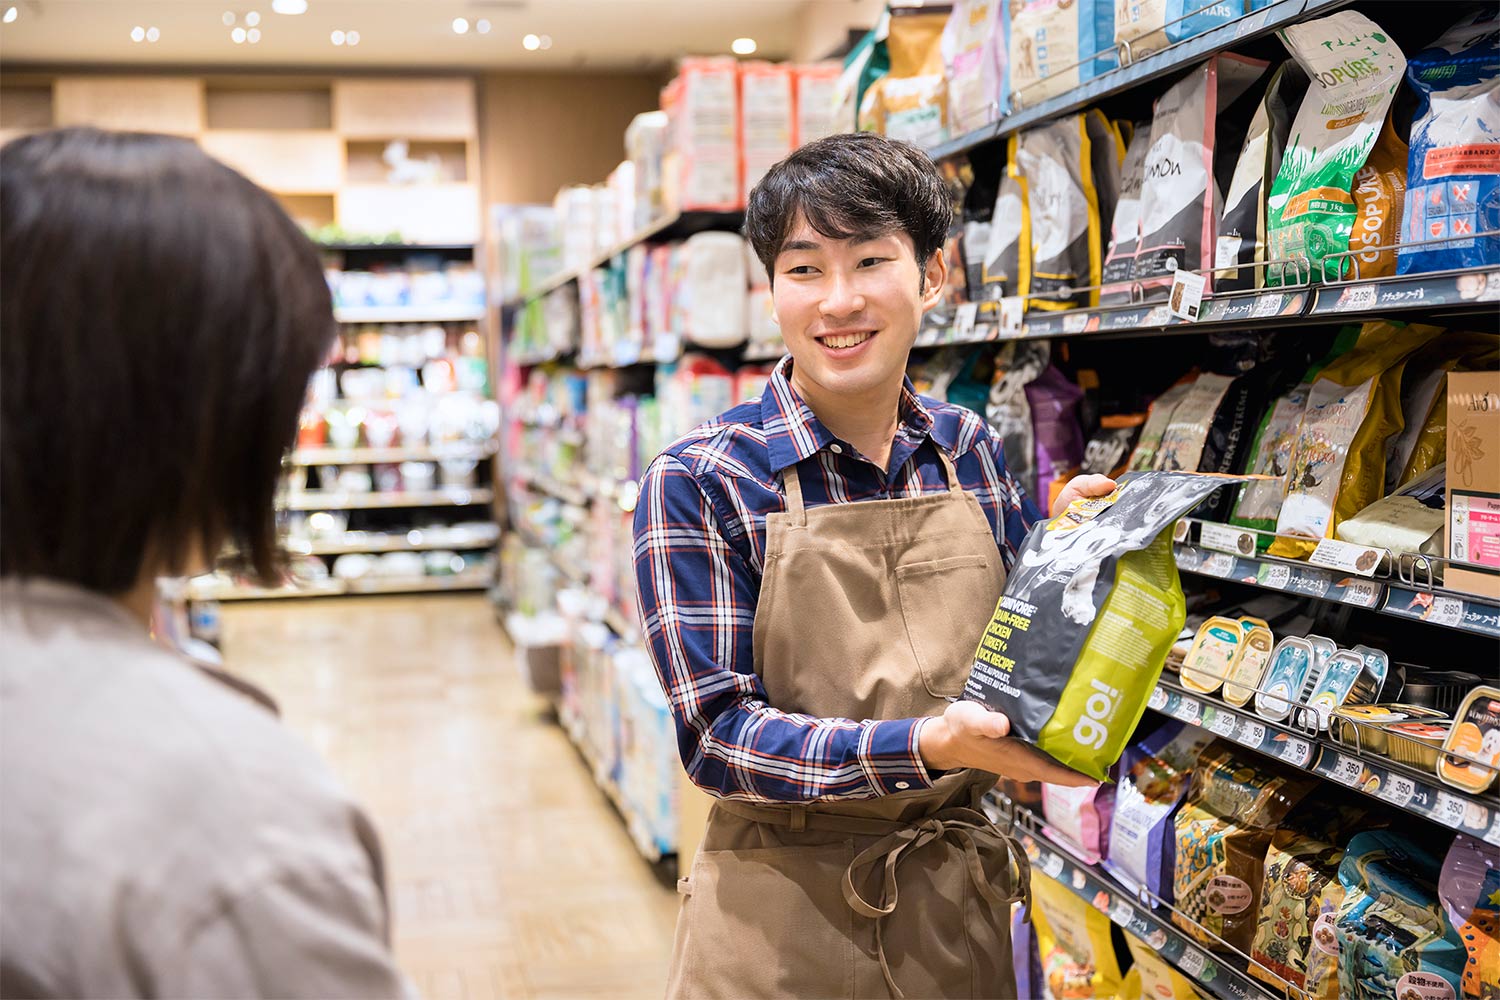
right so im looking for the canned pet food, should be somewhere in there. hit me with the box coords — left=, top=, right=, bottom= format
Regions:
left=1302, top=651, right=1369, bottom=731
left=1437, top=686, right=1500, bottom=794
left=1383, top=721, right=1453, bottom=772
left=1182, top=616, right=1245, bottom=695
left=1224, top=623, right=1275, bottom=707
left=1257, top=637, right=1315, bottom=723
left=1331, top=704, right=1448, bottom=755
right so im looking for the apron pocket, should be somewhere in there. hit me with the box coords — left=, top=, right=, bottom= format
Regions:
left=671, top=841, right=856, bottom=999
left=896, top=554, right=1003, bottom=699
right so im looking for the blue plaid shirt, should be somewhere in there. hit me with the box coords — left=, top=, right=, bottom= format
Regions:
left=633, top=356, right=1043, bottom=803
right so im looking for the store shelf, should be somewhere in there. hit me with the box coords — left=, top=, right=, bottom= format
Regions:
left=333, top=304, right=486, bottom=324
left=927, top=0, right=1320, bottom=163
left=603, top=607, right=634, bottom=639
left=516, top=475, right=588, bottom=507
left=319, top=242, right=476, bottom=253
left=507, top=209, right=745, bottom=309
left=290, top=443, right=495, bottom=466
left=285, top=487, right=494, bottom=511
left=191, top=580, right=349, bottom=601
left=190, top=571, right=491, bottom=601
left=293, top=531, right=500, bottom=556
left=1147, top=677, right=1500, bottom=846
left=344, top=572, right=491, bottom=595
left=1005, top=811, right=1282, bottom=1000
left=1309, top=264, right=1500, bottom=316
left=558, top=702, right=666, bottom=863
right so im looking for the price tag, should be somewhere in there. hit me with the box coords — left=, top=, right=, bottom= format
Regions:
left=1485, top=809, right=1500, bottom=847
left=1041, top=851, right=1065, bottom=879
left=1178, top=947, right=1209, bottom=981
left=1429, top=596, right=1466, bottom=628
left=1109, top=897, right=1135, bottom=928
left=999, top=296, right=1024, bottom=338
left=953, top=302, right=980, bottom=342
left=1251, top=293, right=1284, bottom=318
left=1168, top=269, right=1208, bottom=321
left=1342, top=579, right=1382, bottom=608
left=1262, top=563, right=1293, bottom=590
left=1328, top=753, right=1365, bottom=787
left=1435, top=791, right=1468, bottom=830
left=1280, top=736, right=1313, bottom=767
left=1240, top=720, right=1267, bottom=749
left=1202, top=553, right=1236, bottom=577
left=1208, top=709, right=1238, bottom=737
left=1149, top=686, right=1169, bottom=711
left=1310, top=537, right=1383, bottom=577
left=1336, top=284, right=1378, bottom=312
left=1179, top=697, right=1202, bottom=724
left=1290, top=569, right=1333, bottom=597
left=1200, top=522, right=1253, bottom=557
left=1379, top=772, right=1417, bottom=808
left=1144, top=305, right=1173, bottom=326
left=1063, top=311, right=1090, bottom=334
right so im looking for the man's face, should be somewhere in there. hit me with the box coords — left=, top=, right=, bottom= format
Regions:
left=771, top=215, right=946, bottom=401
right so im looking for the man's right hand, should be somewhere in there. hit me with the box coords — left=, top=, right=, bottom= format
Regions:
left=919, top=700, right=1098, bottom=787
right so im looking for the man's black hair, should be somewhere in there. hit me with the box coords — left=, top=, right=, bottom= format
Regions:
left=744, top=131, right=952, bottom=286
left=1, top=127, right=336, bottom=591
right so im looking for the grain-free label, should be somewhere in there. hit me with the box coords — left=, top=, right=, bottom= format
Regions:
left=1206, top=875, right=1254, bottom=915
left=1396, top=972, right=1456, bottom=1000
left=1310, top=537, right=1383, bottom=576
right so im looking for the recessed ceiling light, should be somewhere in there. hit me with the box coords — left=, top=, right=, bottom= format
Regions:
left=476, top=18, right=491, bottom=34
left=244, top=11, right=260, bottom=27
left=222, top=11, right=236, bottom=26
left=330, top=28, right=345, bottom=45
left=271, top=0, right=307, bottom=13
left=522, top=33, right=540, bottom=51
left=231, top=25, right=247, bottom=43
left=3, top=6, right=17, bottom=23
left=345, top=29, right=359, bottom=45
left=130, top=25, right=145, bottom=42
left=539, top=34, right=552, bottom=50
left=246, top=27, right=260, bottom=43
left=146, top=26, right=160, bottom=42
left=451, top=16, right=469, bottom=35
left=732, top=37, right=757, bottom=55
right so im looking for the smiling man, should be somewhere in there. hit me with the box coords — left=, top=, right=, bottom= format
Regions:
left=633, top=131, right=1114, bottom=999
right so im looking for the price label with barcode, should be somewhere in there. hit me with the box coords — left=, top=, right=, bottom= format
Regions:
left=1109, top=897, right=1134, bottom=928
left=1329, top=753, right=1364, bottom=786
left=1209, top=710, right=1237, bottom=737
left=1379, top=773, right=1417, bottom=808
left=1179, top=697, right=1202, bottom=724
left=1178, top=947, right=1209, bottom=981
left=1262, top=564, right=1292, bottom=590
left=1149, top=687, right=1169, bottom=711
left=1337, top=284, right=1378, bottom=312
left=1435, top=791, right=1468, bottom=829
left=1429, top=597, right=1466, bottom=628
left=999, top=296, right=1024, bottom=338
left=1063, top=311, right=1090, bottom=334
left=1281, top=737, right=1313, bottom=766
left=1240, top=720, right=1267, bottom=749
left=1342, top=579, right=1381, bottom=608
left=1486, top=809, right=1500, bottom=847
left=1251, top=293, right=1283, bottom=318
left=953, top=302, right=979, bottom=341
left=1041, top=852, right=1065, bottom=878
left=1202, top=553, right=1236, bottom=577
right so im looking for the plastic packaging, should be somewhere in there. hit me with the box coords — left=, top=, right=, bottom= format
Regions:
left=1222, top=621, right=1274, bottom=707
left=1180, top=615, right=1244, bottom=695
left=1008, top=0, right=1117, bottom=108
left=860, top=6, right=950, bottom=147
left=1437, top=832, right=1500, bottom=1000
left=1012, top=113, right=1109, bottom=310
left=1107, top=719, right=1214, bottom=904
left=1032, top=871, right=1128, bottom=999
left=1100, top=125, right=1152, bottom=305
left=1336, top=463, right=1447, bottom=559
left=1438, top=685, right=1500, bottom=794
left=942, top=0, right=1006, bottom=134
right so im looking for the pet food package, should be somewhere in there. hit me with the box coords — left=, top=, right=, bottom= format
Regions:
left=1101, top=126, right=1152, bottom=304
left=662, top=57, right=743, bottom=212
left=793, top=62, right=843, bottom=147
left=1172, top=742, right=1317, bottom=953
left=1126, top=376, right=1196, bottom=473
left=1107, top=720, right=1214, bottom=904
left=836, top=13, right=889, bottom=134
left=1346, top=112, right=1409, bottom=280
left=1445, top=370, right=1500, bottom=599
left=1249, top=825, right=1348, bottom=997
left=1028, top=365, right=1086, bottom=499
left=739, top=62, right=794, bottom=205
left=860, top=6, right=950, bottom=148
left=1336, top=463, right=1447, bottom=559
left=1180, top=615, right=1245, bottom=694
left=1124, top=932, right=1204, bottom=1000
left=1438, top=685, right=1500, bottom=795
left=1438, top=833, right=1500, bottom=1000
left=1270, top=322, right=1444, bottom=558
left=1032, top=872, right=1128, bottom=999
left=1335, top=831, right=1465, bottom=1000
left=981, top=157, right=1031, bottom=302
left=1151, top=373, right=1235, bottom=472
left=963, top=470, right=1250, bottom=782
left=1012, top=903, right=1044, bottom=1000
left=1082, top=414, right=1146, bottom=478
left=1265, top=11, right=1407, bottom=283
left=1043, top=773, right=1115, bottom=864
left=1114, top=0, right=1274, bottom=62
left=1398, top=12, right=1500, bottom=275
left=1134, top=55, right=1269, bottom=300
left=987, top=340, right=1049, bottom=499
left=1008, top=0, right=1117, bottom=109
left=674, top=232, right=749, bottom=348
left=1013, top=113, right=1106, bottom=310
left=943, top=0, right=1007, bottom=134
left=1222, top=620, right=1274, bottom=707
left=1218, top=62, right=1310, bottom=291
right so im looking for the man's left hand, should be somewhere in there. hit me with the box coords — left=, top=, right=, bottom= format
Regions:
left=1050, top=474, right=1117, bottom=519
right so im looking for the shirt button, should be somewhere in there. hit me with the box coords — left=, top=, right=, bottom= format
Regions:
left=894, top=781, right=910, bottom=790
left=829, top=443, right=843, bottom=454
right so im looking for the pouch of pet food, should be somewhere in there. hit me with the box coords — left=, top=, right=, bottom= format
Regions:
left=1043, top=768, right=1116, bottom=864
left=1113, top=1, right=1272, bottom=62
left=1219, top=61, right=1310, bottom=291
left=943, top=0, right=1007, bottom=135
left=1127, top=375, right=1197, bottom=472
left=1438, top=832, right=1500, bottom=1000
left=1106, top=719, right=1214, bottom=904
left=838, top=12, right=890, bottom=134
left=1345, top=111, right=1409, bottom=280
left=987, top=339, right=1049, bottom=499
left=963, top=470, right=1251, bottom=782
left=1013, top=114, right=1105, bottom=310
left=1135, top=55, right=1269, bottom=301
left=1398, top=12, right=1500, bottom=275
left=1008, top=0, right=1117, bottom=108
left=1102, top=126, right=1153, bottom=304
left=1265, top=10, right=1407, bottom=283
left=1011, top=903, right=1044, bottom=1000
left=1336, top=830, right=1465, bottom=1000
left=1336, top=463, right=1447, bottom=558
left=1153, top=373, right=1236, bottom=472
left=1249, top=825, right=1347, bottom=996
left=1032, top=871, right=1128, bottom=999
left=1124, top=930, right=1205, bottom=1000
left=1028, top=365, right=1087, bottom=499
left=861, top=5, right=951, bottom=147
left=1082, top=414, right=1146, bottom=478
left=981, top=148, right=1031, bottom=302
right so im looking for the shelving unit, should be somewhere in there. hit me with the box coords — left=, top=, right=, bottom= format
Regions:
left=291, top=443, right=495, bottom=466
left=285, top=487, right=494, bottom=511
left=333, top=304, right=487, bottom=324
left=189, top=571, right=492, bottom=602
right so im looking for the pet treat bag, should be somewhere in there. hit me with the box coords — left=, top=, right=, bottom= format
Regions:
left=1438, top=833, right=1500, bottom=1000
left=1032, top=871, right=1128, bottom=999
left=1107, top=719, right=1215, bottom=903
left=963, top=470, right=1249, bottom=781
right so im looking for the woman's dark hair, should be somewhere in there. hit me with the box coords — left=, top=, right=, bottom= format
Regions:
left=1, top=127, right=335, bottom=591
left=744, top=131, right=951, bottom=285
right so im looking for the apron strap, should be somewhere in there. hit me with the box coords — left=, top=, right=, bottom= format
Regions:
left=934, top=446, right=961, bottom=494
left=781, top=463, right=808, bottom=527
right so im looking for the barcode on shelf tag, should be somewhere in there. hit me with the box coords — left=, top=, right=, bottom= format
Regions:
left=1179, top=947, right=1209, bottom=981
left=1262, top=564, right=1293, bottom=590
left=1310, top=538, right=1383, bottom=577
left=1041, top=852, right=1065, bottom=879
left=953, top=302, right=980, bottom=341
left=1149, top=687, right=1169, bottom=712
left=999, top=297, right=1024, bottom=338
left=1063, top=311, right=1090, bottom=334
left=1379, top=773, right=1417, bottom=808
left=1240, top=720, right=1267, bottom=749
left=1202, top=553, right=1236, bottom=577
left=1144, top=305, right=1173, bottom=327
left=1209, top=710, right=1238, bottom=737
left=1168, top=270, right=1208, bottom=322
left=1281, top=737, right=1313, bottom=766
left=1336, top=284, right=1378, bottom=312
left=1109, top=898, right=1134, bottom=928
left=1251, top=293, right=1283, bottom=318
left=1329, top=753, right=1364, bottom=787
left=1179, top=697, right=1202, bottom=724
left=1435, top=791, right=1468, bottom=829
left=1430, top=597, right=1466, bottom=628
left=1342, top=579, right=1381, bottom=608
left=1199, top=522, right=1252, bottom=557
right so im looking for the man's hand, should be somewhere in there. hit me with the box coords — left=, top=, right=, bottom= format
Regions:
left=1050, top=473, right=1118, bottom=519
left=919, top=701, right=1098, bottom=787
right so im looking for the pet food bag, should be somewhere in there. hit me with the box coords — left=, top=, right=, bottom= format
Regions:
left=1126, top=376, right=1196, bottom=472
left=943, top=0, right=1007, bottom=134
left=860, top=6, right=950, bottom=148
left=1008, top=0, right=1117, bottom=109
left=1013, top=113, right=1110, bottom=310
left=987, top=340, right=1049, bottom=499
left=792, top=62, right=843, bottom=147
left=1106, top=719, right=1214, bottom=904
left=1336, top=463, right=1447, bottom=559
left=1346, top=112, right=1409, bottom=280
left=981, top=149, right=1031, bottom=303
left=1028, top=365, right=1087, bottom=500
left=1438, top=832, right=1500, bottom=1000
left=674, top=232, right=749, bottom=348
left=1082, top=414, right=1146, bottom=478
left=1151, top=373, right=1236, bottom=472
left=1218, top=62, right=1310, bottom=291
left=963, top=470, right=1250, bottom=782
left=1012, top=903, right=1045, bottom=1000
left=740, top=62, right=795, bottom=205
left=1249, top=826, right=1347, bottom=995
left=1398, top=12, right=1500, bottom=275
left=1135, top=55, right=1269, bottom=301
left=837, top=14, right=889, bottom=135
left=1335, top=830, right=1465, bottom=1000
left=663, top=58, right=744, bottom=212
left=1124, top=931, right=1204, bottom=1000
left=1032, top=872, right=1128, bottom=999
left=1042, top=774, right=1116, bottom=864
left=1102, top=126, right=1153, bottom=304
left=1115, top=0, right=1275, bottom=62
left=1172, top=742, right=1317, bottom=953
left=1265, top=11, right=1407, bottom=283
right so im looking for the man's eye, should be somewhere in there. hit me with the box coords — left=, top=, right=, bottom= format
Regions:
left=859, top=257, right=888, bottom=268
left=785, top=265, right=818, bottom=275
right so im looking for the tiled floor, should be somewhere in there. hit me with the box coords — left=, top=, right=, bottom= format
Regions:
left=220, top=594, right=680, bottom=999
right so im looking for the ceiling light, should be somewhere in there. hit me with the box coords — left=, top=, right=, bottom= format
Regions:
left=330, top=28, right=344, bottom=45
left=3, top=6, right=16, bottom=23
left=476, top=18, right=491, bottom=34
left=451, top=16, right=469, bottom=34
left=732, top=37, right=757, bottom=55
left=130, top=25, right=145, bottom=42
left=271, top=0, right=307, bottom=13
left=222, top=11, right=236, bottom=25
left=246, top=27, right=260, bottom=42
left=345, top=29, right=359, bottom=45
left=539, top=34, right=552, bottom=50
left=231, top=25, right=247, bottom=42
left=146, top=26, right=160, bottom=42
left=244, top=11, right=260, bottom=26
left=522, top=33, right=540, bottom=50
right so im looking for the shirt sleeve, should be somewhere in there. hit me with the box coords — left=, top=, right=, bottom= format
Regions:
left=975, top=425, right=1045, bottom=562
left=633, top=452, right=936, bottom=803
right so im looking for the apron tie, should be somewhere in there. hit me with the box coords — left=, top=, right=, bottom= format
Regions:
left=840, top=806, right=1029, bottom=999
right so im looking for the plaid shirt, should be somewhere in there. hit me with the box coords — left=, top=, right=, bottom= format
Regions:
left=633, top=357, right=1043, bottom=803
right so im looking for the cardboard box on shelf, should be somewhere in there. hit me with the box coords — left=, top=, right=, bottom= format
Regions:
left=1445, top=370, right=1500, bottom=600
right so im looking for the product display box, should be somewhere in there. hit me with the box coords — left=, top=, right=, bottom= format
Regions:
left=1445, top=370, right=1500, bottom=599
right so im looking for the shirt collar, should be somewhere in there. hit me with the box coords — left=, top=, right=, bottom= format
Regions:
left=760, top=356, right=948, bottom=473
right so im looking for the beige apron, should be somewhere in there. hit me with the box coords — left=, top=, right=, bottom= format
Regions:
left=666, top=449, right=1030, bottom=1000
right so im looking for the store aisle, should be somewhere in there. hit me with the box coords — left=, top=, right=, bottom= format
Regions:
left=219, top=595, right=680, bottom=1000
